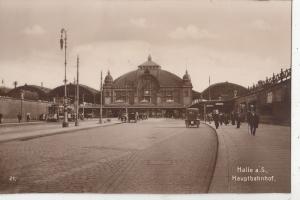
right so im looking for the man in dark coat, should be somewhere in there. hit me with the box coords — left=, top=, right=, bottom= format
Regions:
left=231, top=111, right=236, bottom=125
left=213, top=112, right=219, bottom=129
left=0, top=113, right=3, bottom=124
left=236, top=112, right=241, bottom=128
left=248, top=110, right=259, bottom=136
left=17, top=113, right=22, bottom=123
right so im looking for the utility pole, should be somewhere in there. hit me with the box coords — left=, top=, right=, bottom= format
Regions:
left=60, top=28, right=69, bottom=127
left=75, top=55, right=79, bottom=126
left=99, top=70, right=103, bottom=124
left=82, top=93, right=85, bottom=120
left=209, top=76, right=211, bottom=101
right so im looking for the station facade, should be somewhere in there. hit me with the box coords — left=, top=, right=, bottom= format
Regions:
left=102, top=55, right=193, bottom=117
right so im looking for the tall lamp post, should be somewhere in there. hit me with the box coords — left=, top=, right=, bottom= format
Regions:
left=60, top=28, right=69, bottom=127
left=20, top=90, right=24, bottom=122
left=75, top=55, right=80, bottom=126
left=99, top=70, right=103, bottom=124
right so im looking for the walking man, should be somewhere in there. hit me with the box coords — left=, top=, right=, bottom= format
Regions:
left=248, top=109, right=259, bottom=136
left=17, top=113, right=22, bottom=123
left=0, top=113, right=3, bottom=124
left=236, top=112, right=241, bottom=128
left=213, top=111, right=219, bottom=129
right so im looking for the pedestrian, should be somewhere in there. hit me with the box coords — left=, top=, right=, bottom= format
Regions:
left=0, top=113, right=3, bottom=124
left=236, top=112, right=241, bottom=128
left=26, top=113, right=31, bottom=122
left=248, top=110, right=259, bottom=136
left=213, top=112, right=219, bottom=129
left=17, top=113, right=22, bottom=123
left=231, top=111, right=236, bottom=125
left=219, top=113, right=223, bottom=126
left=224, top=113, right=229, bottom=125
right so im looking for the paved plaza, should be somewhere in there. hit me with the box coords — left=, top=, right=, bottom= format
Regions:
left=0, top=118, right=290, bottom=193
left=0, top=119, right=217, bottom=193
left=208, top=121, right=291, bottom=193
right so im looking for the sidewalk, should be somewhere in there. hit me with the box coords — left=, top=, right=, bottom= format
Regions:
left=0, top=118, right=122, bottom=144
left=207, top=122, right=291, bottom=193
left=0, top=121, right=46, bottom=128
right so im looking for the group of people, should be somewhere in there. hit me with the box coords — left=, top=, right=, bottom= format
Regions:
left=209, top=111, right=241, bottom=129
left=208, top=108, right=260, bottom=136
left=17, top=113, right=31, bottom=123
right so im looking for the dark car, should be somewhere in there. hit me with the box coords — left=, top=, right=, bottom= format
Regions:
left=185, top=108, right=200, bottom=128
left=128, top=112, right=137, bottom=123
left=120, top=113, right=127, bottom=123
left=138, top=112, right=148, bottom=120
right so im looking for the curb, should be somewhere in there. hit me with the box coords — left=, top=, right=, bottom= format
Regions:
left=0, top=122, right=122, bottom=144
left=201, top=122, right=220, bottom=193
left=0, top=121, right=48, bottom=128
left=204, top=122, right=231, bottom=193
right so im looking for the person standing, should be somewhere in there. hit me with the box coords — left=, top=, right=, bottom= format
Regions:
left=236, top=112, right=241, bottom=128
left=248, top=110, right=259, bottom=135
left=0, top=113, right=3, bottom=124
left=231, top=111, right=236, bottom=125
left=17, top=113, right=22, bottom=123
left=213, top=111, right=219, bottom=129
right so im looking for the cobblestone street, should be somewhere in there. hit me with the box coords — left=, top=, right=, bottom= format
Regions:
left=0, top=119, right=217, bottom=193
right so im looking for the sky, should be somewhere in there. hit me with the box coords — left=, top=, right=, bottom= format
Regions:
left=0, top=0, right=291, bottom=92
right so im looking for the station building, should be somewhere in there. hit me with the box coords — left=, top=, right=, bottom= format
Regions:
left=102, top=55, right=193, bottom=117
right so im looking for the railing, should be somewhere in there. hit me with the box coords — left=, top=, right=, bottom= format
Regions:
left=247, top=67, right=291, bottom=93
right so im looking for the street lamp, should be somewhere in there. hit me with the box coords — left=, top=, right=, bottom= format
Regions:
left=20, top=90, right=24, bottom=122
left=99, top=70, right=103, bottom=124
left=75, top=55, right=79, bottom=126
left=60, top=28, right=69, bottom=127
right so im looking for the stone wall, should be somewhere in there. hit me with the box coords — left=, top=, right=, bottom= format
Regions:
left=234, top=79, right=291, bottom=125
left=0, top=96, right=50, bottom=123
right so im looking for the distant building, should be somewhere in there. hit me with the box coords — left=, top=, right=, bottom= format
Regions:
left=6, top=84, right=50, bottom=101
left=0, top=86, right=12, bottom=96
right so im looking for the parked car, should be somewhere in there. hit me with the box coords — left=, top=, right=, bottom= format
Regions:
left=185, top=108, right=200, bottom=128
left=128, top=112, right=137, bottom=123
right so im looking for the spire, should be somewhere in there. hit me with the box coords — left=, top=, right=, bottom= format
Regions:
left=148, top=54, right=152, bottom=61
left=183, top=69, right=190, bottom=80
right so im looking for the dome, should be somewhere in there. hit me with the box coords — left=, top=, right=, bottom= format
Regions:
left=113, top=69, right=184, bottom=88
left=183, top=70, right=191, bottom=81
left=138, top=54, right=161, bottom=70
left=104, top=71, right=113, bottom=84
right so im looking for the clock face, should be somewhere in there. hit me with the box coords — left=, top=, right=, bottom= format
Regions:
left=144, top=90, right=149, bottom=95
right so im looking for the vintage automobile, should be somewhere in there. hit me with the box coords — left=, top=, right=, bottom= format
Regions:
left=185, top=108, right=200, bottom=128
left=120, top=113, right=127, bottom=123
left=138, top=112, right=148, bottom=120
left=128, top=112, right=138, bottom=123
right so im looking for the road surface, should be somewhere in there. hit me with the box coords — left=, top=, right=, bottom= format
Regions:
left=0, top=118, right=217, bottom=193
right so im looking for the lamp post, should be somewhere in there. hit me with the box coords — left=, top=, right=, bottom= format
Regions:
left=20, top=90, right=24, bottom=122
left=99, top=70, right=103, bottom=124
left=75, top=55, right=79, bottom=126
left=60, top=28, right=69, bottom=127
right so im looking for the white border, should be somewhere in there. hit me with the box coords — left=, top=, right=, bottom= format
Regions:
left=1, top=0, right=298, bottom=199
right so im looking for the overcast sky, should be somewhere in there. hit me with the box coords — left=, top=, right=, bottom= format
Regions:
left=0, top=0, right=291, bottom=92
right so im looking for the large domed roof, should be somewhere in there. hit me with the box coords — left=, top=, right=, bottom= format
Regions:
left=202, top=81, right=247, bottom=100
left=113, top=55, right=187, bottom=88
left=7, top=84, right=51, bottom=100
left=113, top=69, right=184, bottom=88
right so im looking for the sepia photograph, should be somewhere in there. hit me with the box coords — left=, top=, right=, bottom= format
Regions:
left=0, top=0, right=293, bottom=197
